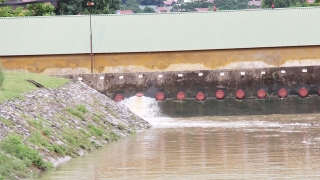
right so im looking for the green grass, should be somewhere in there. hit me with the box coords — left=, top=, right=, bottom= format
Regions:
left=0, top=151, right=35, bottom=180
left=0, top=135, right=53, bottom=172
left=65, top=107, right=86, bottom=121
left=0, top=116, right=15, bottom=127
left=0, top=71, right=69, bottom=102
left=76, top=104, right=88, bottom=113
left=88, top=124, right=104, bottom=136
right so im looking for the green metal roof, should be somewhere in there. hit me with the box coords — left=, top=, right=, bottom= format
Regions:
left=0, top=7, right=320, bottom=56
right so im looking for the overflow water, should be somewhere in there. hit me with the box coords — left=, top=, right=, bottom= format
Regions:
left=120, top=96, right=163, bottom=119
left=40, top=97, right=320, bottom=179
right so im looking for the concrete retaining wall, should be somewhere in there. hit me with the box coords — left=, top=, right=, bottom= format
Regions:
left=62, top=66, right=320, bottom=99
left=61, top=65, right=320, bottom=116
left=2, top=46, right=320, bottom=75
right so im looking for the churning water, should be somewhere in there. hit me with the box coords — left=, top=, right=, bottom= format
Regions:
left=41, top=96, right=320, bottom=179
left=120, top=96, right=163, bottom=119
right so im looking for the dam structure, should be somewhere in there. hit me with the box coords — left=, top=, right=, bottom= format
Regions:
left=1, top=7, right=320, bottom=116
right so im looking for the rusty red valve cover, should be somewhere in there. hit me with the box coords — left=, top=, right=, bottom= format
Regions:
left=176, top=91, right=186, bottom=101
left=215, top=90, right=225, bottom=100
left=236, top=89, right=245, bottom=99
left=114, top=94, right=124, bottom=102
left=136, top=92, right=144, bottom=97
left=196, top=92, right=206, bottom=101
left=278, top=88, right=288, bottom=98
left=156, top=92, right=165, bottom=101
left=299, top=87, right=308, bottom=97
left=257, top=89, right=267, bottom=99
left=87, top=1, right=94, bottom=6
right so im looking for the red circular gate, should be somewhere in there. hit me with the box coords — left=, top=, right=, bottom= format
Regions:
left=257, top=89, right=267, bottom=99
left=236, top=89, right=245, bottom=99
left=196, top=92, right=206, bottom=101
left=176, top=91, right=186, bottom=101
left=278, top=88, right=288, bottom=98
left=155, top=92, right=165, bottom=101
left=114, top=94, right=124, bottom=102
left=299, top=87, right=308, bottom=97
left=215, top=90, right=225, bottom=100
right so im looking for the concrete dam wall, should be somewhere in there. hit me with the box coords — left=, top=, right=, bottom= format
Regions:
left=62, top=65, right=320, bottom=117
left=2, top=46, right=320, bottom=116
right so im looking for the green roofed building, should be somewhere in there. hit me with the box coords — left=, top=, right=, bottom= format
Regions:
left=0, top=7, right=320, bottom=74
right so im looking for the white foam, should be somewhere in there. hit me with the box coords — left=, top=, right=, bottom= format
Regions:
left=120, top=96, right=163, bottom=119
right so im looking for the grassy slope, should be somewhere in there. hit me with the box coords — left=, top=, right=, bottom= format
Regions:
left=0, top=72, right=70, bottom=179
left=0, top=72, right=69, bottom=102
left=0, top=72, right=131, bottom=179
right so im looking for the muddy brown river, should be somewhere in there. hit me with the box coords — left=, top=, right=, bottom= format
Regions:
left=41, top=112, right=320, bottom=179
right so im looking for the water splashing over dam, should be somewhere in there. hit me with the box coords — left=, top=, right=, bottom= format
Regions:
left=120, top=96, right=163, bottom=119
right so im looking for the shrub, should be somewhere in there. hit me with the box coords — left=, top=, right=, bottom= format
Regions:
left=76, top=104, right=88, bottom=113
left=88, top=124, right=104, bottom=136
left=42, top=128, right=51, bottom=136
left=0, top=135, right=53, bottom=170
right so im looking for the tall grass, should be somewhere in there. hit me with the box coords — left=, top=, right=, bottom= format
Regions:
left=0, top=71, right=69, bottom=102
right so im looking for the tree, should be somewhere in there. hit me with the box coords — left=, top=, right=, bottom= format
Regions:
left=261, top=0, right=303, bottom=8
left=27, top=3, right=55, bottom=16
left=0, top=6, right=32, bottom=17
left=142, top=6, right=155, bottom=13
left=138, top=0, right=161, bottom=6
left=55, top=0, right=120, bottom=15
left=120, top=0, right=142, bottom=13
left=0, top=6, right=13, bottom=17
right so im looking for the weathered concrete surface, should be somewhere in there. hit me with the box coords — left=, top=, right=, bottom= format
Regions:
left=62, top=66, right=320, bottom=99
left=158, top=96, right=320, bottom=117
left=59, top=65, right=320, bottom=116
left=2, top=46, right=320, bottom=74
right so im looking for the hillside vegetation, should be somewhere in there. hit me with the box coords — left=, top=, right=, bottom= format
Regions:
left=0, top=70, right=151, bottom=179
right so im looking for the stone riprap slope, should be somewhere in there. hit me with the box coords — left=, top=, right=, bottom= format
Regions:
left=0, top=81, right=151, bottom=176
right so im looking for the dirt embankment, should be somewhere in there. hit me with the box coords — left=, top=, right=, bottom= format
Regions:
left=0, top=81, right=151, bottom=179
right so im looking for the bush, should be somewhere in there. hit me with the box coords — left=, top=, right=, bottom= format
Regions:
left=0, top=151, right=32, bottom=179
left=88, top=124, right=104, bottom=136
left=76, top=104, right=88, bottom=113
left=0, top=135, right=53, bottom=171
left=42, top=128, right=51, bottom=136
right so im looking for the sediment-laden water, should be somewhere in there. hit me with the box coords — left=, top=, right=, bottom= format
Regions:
left=40, top=97, right=320, bottom=179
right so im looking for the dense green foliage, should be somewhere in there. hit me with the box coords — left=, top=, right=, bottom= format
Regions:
left=142, top=6, right=156, bottom=12
left=215, top=0, right=248, bottom=10
left=0, top=151, right=34, bottom=179
left=27, top=3, right=55, bottom=16
left=120, top=0, right=142, bottom=12
left=56, top=0, right=120, bottom=15
left=0, top=135, right=53, bottom=171
left=0, top=0, right=120, bottom=16
left=0, top=3, right=55, bottom=17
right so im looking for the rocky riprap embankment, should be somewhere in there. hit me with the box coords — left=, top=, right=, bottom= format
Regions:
left=0, top=81, right=151, bottom=167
